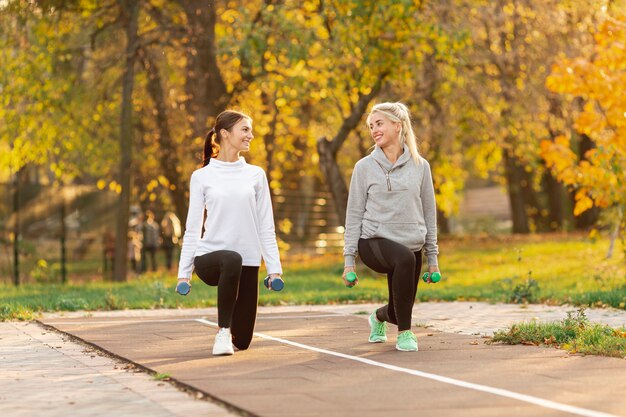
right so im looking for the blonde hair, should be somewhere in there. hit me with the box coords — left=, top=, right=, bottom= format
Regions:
left=366, top=102, right=421, bottom=165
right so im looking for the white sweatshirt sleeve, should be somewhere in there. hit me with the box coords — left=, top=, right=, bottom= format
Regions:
left=255, top=170, right=282, bottom=275
left=177, top=171, right=205, bottom=279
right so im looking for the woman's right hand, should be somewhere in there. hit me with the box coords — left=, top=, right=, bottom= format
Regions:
left=176, top=277, right=191, bottom=295
left=342, top=266, right=358, bottom=287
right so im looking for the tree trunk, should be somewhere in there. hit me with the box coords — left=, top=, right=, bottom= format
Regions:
left=437, top=209, right=451, bottom=235
left=421, top=49, right=450, bottom=235
left=520, top=168, right=546, bottom=231
left=503, top=151, right=530, bottom=233
left=543, top=170, right=568, bottom=231
left=317, top=137, right=350, bottom=226
left=113, top=0, right=139, bottom=282
left=60, top=196, right=67, bottom=284
left=316, top=74, right=387, bottom=225
left=180, top=0, right=229, bottom=139
left=177, top=0, right=274, bottom=139
left=260, top=91, right=278, bottom=202
left=12, top=171, right=20, bottom=286
left=543, top=96, right=569, bottom=231
left=574, top=133, right=599, bottom=229
left=140, top=49, right=188, bottom=225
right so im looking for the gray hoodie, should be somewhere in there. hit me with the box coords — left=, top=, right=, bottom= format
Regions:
left=343, top=144, right=439, bottom=267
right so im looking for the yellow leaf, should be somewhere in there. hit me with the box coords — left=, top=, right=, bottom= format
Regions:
left=573, top=195, right=594, bottom=216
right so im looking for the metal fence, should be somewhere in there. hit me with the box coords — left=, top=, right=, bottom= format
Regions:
left=0, top=179, right=344, bottom=284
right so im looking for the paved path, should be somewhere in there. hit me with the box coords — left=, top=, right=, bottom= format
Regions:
left=0, top=321, right=237, bottom=417
left=2, top=302, right=625, bottom=417
left=41, top=301, right=626, bottom=336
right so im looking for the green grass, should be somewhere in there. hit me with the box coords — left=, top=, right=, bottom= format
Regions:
left=490, top=308, right=626, bottom=358
left=1, top=233, right=624, bottom=321
left=430, top=234, right=626, bottom=308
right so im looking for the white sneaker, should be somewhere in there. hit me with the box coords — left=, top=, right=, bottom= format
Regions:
left=212, top=328, right=234, bottom=356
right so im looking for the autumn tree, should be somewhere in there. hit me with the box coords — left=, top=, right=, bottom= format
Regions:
left=401, top=0, right=473, bottom=234
left=0, top=1, right=120, bottom=282
left=313, top=0, right=432, bottom=225
left=542, top=12, right=626, bottom=257
left=0, top=2, right=116, bottom=182
left=455, top=0, right=604, bottom=233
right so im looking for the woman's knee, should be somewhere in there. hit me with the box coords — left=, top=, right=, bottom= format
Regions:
left=220, top=251, right=243, bottom=269
left=392, top=247, right=416, bottom=269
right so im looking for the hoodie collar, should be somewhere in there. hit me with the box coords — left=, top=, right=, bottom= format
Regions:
left=371, top=144, right=411, bottom=170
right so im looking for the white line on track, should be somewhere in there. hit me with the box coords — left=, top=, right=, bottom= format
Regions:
left=254, top=314, right=340, bottom=320
left=196, top=318, right=618, bottom=417
left=43, top=318, right=199, bottom=325
left=45, top=314, right=338, bottom=326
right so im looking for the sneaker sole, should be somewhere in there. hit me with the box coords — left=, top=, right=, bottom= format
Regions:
left=395, top=345, right=418, bottom=352
left=212, top=348, right=234, bottom=356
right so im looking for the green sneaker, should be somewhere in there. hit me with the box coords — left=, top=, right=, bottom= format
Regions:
left=396, top=330, right=418, bottom=351
left=368, top=312, right=388, bottom=343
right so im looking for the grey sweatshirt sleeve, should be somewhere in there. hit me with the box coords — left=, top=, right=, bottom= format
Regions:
left=421, top=160, right=439, bottom=266
left=343, top=161, right=367, bottom=267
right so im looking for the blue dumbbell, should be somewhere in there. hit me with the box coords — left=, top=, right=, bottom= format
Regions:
left=264, top=276, right=284, bottom=291
left=176, top=281, right=191, bottom=296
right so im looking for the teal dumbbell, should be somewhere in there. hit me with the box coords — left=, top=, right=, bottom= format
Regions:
left=345, top=271, right=357, bottom=287
left=422, top=271, right=441, bottom=283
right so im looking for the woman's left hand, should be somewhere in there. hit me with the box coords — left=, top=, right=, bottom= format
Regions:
left=423, top=265, right=441, bottom=283
left=267, top=273, right=282, bottom=289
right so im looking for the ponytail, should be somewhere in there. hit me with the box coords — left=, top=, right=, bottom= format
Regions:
left=399, top=110, right=420, bottom=166
left=202, top=127, right=218, bottom=167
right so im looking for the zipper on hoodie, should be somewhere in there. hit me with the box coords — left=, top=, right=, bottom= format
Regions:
left=375, top=161, right=393, bottom=191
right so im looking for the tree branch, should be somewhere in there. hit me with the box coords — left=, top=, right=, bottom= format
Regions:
left=329, top=71, right=388, bottom=155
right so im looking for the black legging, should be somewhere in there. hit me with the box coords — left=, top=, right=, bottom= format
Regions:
left=193, top=250, right=259, bottom=350
left=358, top=238, right=422, bottom=331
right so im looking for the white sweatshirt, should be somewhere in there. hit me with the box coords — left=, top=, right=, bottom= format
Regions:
left=177, top=157, right=282, bottom=279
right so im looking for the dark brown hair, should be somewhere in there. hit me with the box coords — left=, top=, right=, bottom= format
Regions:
left=203, top=110, right=251, bottom=166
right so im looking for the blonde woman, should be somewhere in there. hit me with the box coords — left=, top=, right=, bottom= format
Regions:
left=342, top=102, right=441, bottom=352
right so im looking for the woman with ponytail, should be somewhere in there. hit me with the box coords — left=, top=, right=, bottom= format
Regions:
left=342, top=102, right=441, bottom=352
left=177, top=110, right=283, bottom=356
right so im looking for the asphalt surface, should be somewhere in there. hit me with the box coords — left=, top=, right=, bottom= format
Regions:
left=13, top=302, right=624, bottom=417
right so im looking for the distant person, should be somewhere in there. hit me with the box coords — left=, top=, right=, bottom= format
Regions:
left=103, top=229, right=115, bottom=277
left=160, top=211, right=181, bottom=270
left=177, top=110, right=283, bottom=356
left=142, top=210, right=160, bottom=272
left=128, top=230, right=142, bottom=274
left=342, top=102, right=441, bottom=352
